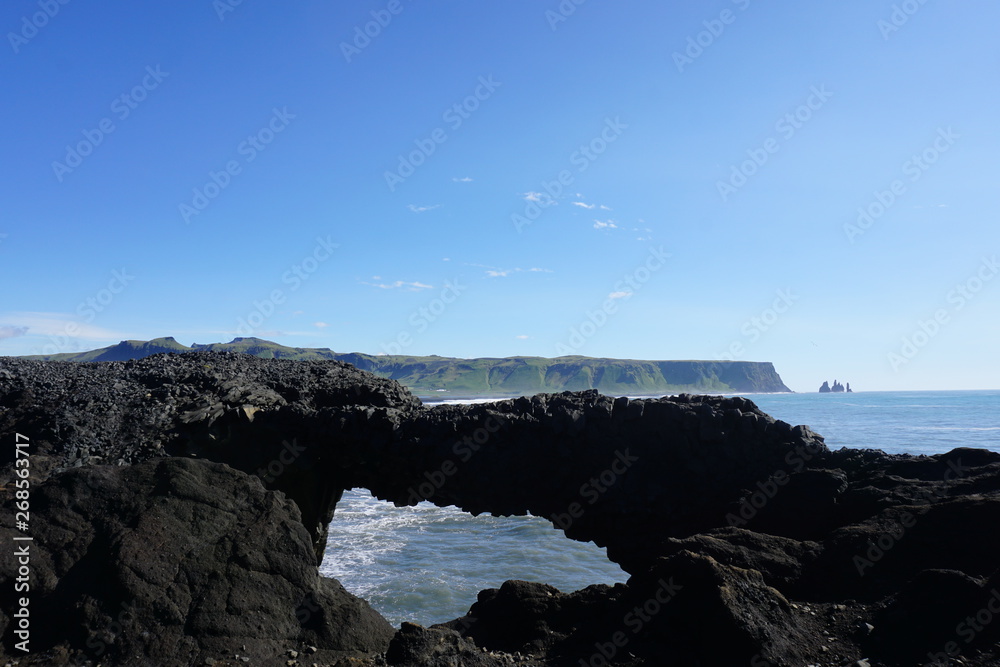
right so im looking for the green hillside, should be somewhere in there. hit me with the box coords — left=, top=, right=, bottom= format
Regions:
left=19, top=337, right=792, bottom=395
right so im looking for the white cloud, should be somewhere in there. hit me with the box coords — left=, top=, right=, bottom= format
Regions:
left=452, top=177, right=473, bottom=182
left=408, top=204, right=440, bottom=213
left=593, top=219, right=618, bottom=230
left=516, top=335, right=530, bottom=340
left=523, top=192, right=545, bottom=202
left=600, top=205, right=612, bottom=211
left=608, top=291, right=632, bottom=300
left=362, top=279, right=434, bottom=291
left=572, top=202, right=595, bottom=209
left=0, top=312, right=127, bottom=340
left=313, top=322, right=329, bottom=328
left=478, top=265, right=553, bottom=278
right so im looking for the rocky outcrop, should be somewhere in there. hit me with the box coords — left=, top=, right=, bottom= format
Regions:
left=819, top=379, right=849, bottom=393
left=2, top=352, right=1000, bottom=666
left=0, top=456, right=394, bottom=666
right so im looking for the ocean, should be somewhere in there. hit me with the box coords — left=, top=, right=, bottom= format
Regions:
left=320, top=389, right=1000, bottom=627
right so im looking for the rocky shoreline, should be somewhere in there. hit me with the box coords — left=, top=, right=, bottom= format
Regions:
left=2, top=352, right=999, bottom=666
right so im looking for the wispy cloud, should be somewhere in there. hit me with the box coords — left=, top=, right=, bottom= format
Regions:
left=515, top=335, right=530, bottom=340
left=0, top=325, right=28, bottom=340
left=313, top=322, right=329, bottom=329
left=523, top=192, right=553, bottom=203
left=0, top=312, right=127, bottom=341
left=573, top=200, right=612, bottom=210
left=452, top=176, right=473, bottom=183
left=608, top=291, right=632, bottom=300
left=593, top=219, right=618, bottom=230
left=361, top=279, right=433, bottom=291
left=466, top=263, right=552, bottom=278
left=408, top=204, right=440, bottom=213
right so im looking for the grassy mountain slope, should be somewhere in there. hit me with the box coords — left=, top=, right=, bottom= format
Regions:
left=19, top=337, right=791, bottom=395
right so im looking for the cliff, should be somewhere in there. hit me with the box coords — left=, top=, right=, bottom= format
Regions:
left=4, top=353, right=998, bottom=665
left=19, top=336, right=792, bottom=395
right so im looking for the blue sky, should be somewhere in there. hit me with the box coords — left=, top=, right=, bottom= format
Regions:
left=1, top=0, right=997, bottom=392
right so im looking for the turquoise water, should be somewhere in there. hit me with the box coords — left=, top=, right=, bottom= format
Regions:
left=321, top=390, right=999, bottom=626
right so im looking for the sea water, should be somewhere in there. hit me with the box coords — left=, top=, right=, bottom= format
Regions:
left=321, top=390, right=1000, bottom=626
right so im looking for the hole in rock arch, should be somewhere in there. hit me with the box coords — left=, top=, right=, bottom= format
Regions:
left=320, top=488, right=627, bottom=626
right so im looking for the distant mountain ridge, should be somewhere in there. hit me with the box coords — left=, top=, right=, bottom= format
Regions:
left=18, top=336, right=792, bottom=395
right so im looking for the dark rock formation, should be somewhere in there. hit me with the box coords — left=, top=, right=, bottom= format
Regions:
left=0, top=456, right=394, bottom=666
left=819, top=379, right=848, bottom=393
left=2, top=352, right=1000, bottom=666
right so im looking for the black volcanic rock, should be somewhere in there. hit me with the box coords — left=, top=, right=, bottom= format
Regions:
left=345, top=390, right=831, bottom=575
left=0, top=457, right=394, bottom=666
left=3, top=353, right=1000, bottom=666
left=0, top=352, right=420, bottom=563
